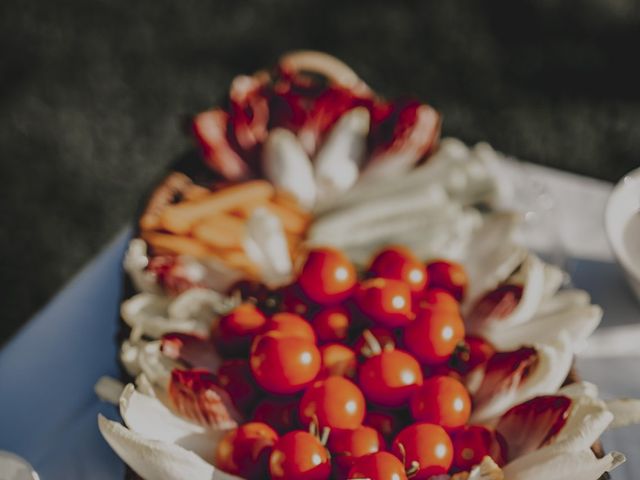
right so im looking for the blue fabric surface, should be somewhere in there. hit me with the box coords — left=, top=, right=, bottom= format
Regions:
left=0, top=230, right=130, bottom=480
left=0, top=228, right=639, bottom=479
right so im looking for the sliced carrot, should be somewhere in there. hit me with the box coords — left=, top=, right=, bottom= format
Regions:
left=234, top=201, right=309, bottom=235
left=273, top=189, right=310, bottom=216
left=192, top=214, right=246, bottom=249
left=183, top=184, right=211, bottom=201
left=141, top=232, right=212, bottom=257
left=161, top=180, right=275, bottom=234
left=139, top=172, right=194, bottom=231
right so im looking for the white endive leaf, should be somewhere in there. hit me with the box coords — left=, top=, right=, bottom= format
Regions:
left=124, top=238, right=162, bottom=294
left=243, top=208, right=292, bottom=288
left=468, top=254, right=546, bottom=336
left=262, top=128, right=317, bottom=210
left=540, top=262, right=565, bottom=300
left=503, top=448, right=624, bottom=480
left=121, top=293, right=209, bottom=339
left=468, top=457, right=504, bottom=480
left=606, top=398, right=640, bottom=429
left=137, top=340, right=175, bottom=387
left=463, top=212, right=526, bottom=305
left=314, top=107, right=369, bottom=203
left=484, top=305, right=602, bottom=353
left=536, top=289, right=591, bottom=317
left=119, top=384, right=224, bottom=465
left=167, top=288, right=227, bottom=322
left=471, top=334, right=573, bottom=423
left=559, top=380, right=599, bottom=400
left=309, top=183, right=449, bottom=243
left=98, top=415, right=241, bottom=480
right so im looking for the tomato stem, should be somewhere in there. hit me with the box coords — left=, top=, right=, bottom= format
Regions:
left=362, top=329, right=382, bottom=357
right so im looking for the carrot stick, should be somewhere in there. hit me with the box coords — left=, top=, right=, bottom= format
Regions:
left=161, top=180, right=275, bottom=234
left=192, top=214, right=246, bottom=249
left=139, top=172, right=193, bottom=231
left=235, top=201, right=309, bottom=235
left=141, top=232, right=212, bottom=257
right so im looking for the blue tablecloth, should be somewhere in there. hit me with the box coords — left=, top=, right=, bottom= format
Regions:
left=1, top=223, right=639, bottom=479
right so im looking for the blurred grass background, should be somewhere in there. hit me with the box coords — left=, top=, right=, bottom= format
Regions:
left=1, top=0, right=639, bottom=343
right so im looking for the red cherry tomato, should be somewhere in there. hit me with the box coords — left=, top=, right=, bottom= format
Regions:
left=299, top=376, right=366, bottom=430
left=298, top=247, right=357, bottom=305
left=409, top=375, right=471, bottom=429
left=215, top=303, right=266, bottom=355
left=356, top=278, right=413, bottom=328
left=392, top=423, right=453, bottom=479
left=264, top=312, right=316, bottom=342
left=312, top=306, right=351, bottom=343
left=403, top=308, right=464, bottom=365
left=319, top=343, right=357, bottom=378
left=450, top=425, right=507, bottom=471
left=426, top=260, right=468, bottom=302
left=250, top=331, right=320, bottom=394
left=451, top=335, right=496, bottom=375
left=217, top=359, right=258, bottom=411
left=269, top=430, right=331, bottom=480
left=216, top=422, right=278, bottom=479
left=347, top=451, right=408, bottom=480
left=369, top=246, right=428, bottom=294
left=359, top=349, right=423, bottom=407
left=252, top=396, right=299, bottom=434
left=329, top=426, right=385, bottom=472
left=413, top=288, right=459, bottom=314
left=352, top=327, right=396, bottom=359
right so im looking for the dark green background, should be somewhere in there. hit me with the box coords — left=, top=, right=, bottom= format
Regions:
left=1, top=0, right=639, bottom=344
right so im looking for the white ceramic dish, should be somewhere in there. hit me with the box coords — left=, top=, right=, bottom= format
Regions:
left=605, top=166, right=640, bottom=303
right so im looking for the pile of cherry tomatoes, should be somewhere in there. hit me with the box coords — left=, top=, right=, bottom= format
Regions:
left=210, top=246, right=504, bottom=479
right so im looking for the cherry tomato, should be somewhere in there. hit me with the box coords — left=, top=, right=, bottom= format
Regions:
left=363, top=409, right=409, bottom=442
left=450, top=335, right=496, bottom=375
left=264, top=312, right=316, bottom=342
left=403, top=307, right=464, bottom=365
left=359, top=349, right=423, bottom=407
left=215, top=303, right=266, bottom=355
left=216, top=422, right=278, bottom=479
left=355, top=278, right=413, bottom=328
left=217, top=359, right=258, bottom=411
left=299, top=376, right=366, bottom=430
left=413, top=288, right=459, bottom=314
left=347, top=451, right=408, bottom=480
left=369, top=246, right=428, bottom=294
left=352, top=327, right=396, bottom=359
left=298, top=247, right=357, bottom=305
left=392, top=423, right=453, bottom=479
left=450, top=425, right=507, bottom=471
left=312, top=306, right=351, bottom=343
left=252, top=396, right=299, bottom=434
left=250, top=331, right=320, bottom=394
left=426, top=260, right=468, bottom=302
left=409, top=375, right=471, bottom=429
left=319, top=343, right=357, bottom=378
left=329, top=426, right=385, bottom=473
left=269, top=430, right=331, bottom=480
